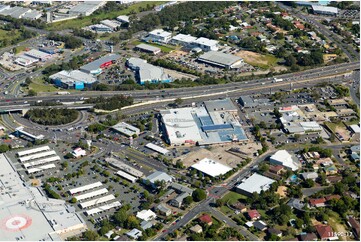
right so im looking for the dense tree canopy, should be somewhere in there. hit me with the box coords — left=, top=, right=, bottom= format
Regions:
left=25, top=108, right=79, bottom=125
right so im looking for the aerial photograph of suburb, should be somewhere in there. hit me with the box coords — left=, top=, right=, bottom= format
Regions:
left=0, top=0, right=359, bottom=241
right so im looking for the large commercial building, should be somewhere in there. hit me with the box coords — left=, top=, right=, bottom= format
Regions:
left=198, top=51, right=244, bottom=69
left=191, top=158, right=232, bottom=177
left=312, top=5, right=338, bottom=16
left=170, top=34, right=219, bottom=51
left=50, top=70, right=97, bottom=90
left=80, top=54, right=120, bottom=75
left=68, top=1, right=106, bottom=16
left=135, top=43, right=161, bottom=55
left=192, top=37, right=219, bottom=51
left=112, top=122, right=140, bottom=137
left=159, top=98, right=248, bottom=145
left=147, top=29, right=172, bottom=43
left=127, top=57, right=172, bottom=84
left=24, top=49, right=53, bottom=61
left=0, top=154, right=86, bottom=241
left=170, top=34, right=198, bottom=47
left=100, top=19, right=122, bottom=30
left=235, top=173, right=276, bottom=196
left=270, top=150, right=301, bottom=171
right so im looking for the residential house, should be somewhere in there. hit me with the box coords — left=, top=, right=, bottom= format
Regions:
left=299, top=232, right=317, bottom=241
left=315, top=225, right=338, bottom=240
left=268, top=228, right=282, bottom=237
left=325, top=194, right=341, bottom=202
left=254, top=220, right=268, bottom=231
left=169, top=192, right=189, bottom=208
left=247, top=210, right=261, bottom=220
left=232, top=202, right=247, bottom=213
left=126, top=229, right=142, bottom=240
left=140, top=220, right=154, bottom=230
left=347, top=217, right=360, bottom=240
left=309, top=198, right=326, bottom=208
left=269, top=165, right=285, bottom=175
left=323, top=165, right=338, bottom=175
left=300, top=172, right=318, bottom=181
left=327, top=175, right=342, bottom=184
left=199, top=214, right=213, bottom=226
left=156, top=204, right=171, bottom=216
left=189, top=224, right=203, bottom=234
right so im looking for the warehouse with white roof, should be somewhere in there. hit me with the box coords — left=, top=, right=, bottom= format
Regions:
left=24, top=49, right=53, bottom=61
left=50, top=70, right=97, bottom=90
left=270, top=150, right=301, bottom=171
left=127, top=57, right=172, bottom=84
left=235, top=173, right=276, bottom=196
left=191, top=158, right=232, bottom=177
left=171, top=34, right=198, bottom=47
left=312, top=5, right=338, bottom=16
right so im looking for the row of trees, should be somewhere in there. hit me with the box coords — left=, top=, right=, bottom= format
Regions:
left=85, top=95, right=134, bottom=111
left=25, top=108, right=79, bottom=125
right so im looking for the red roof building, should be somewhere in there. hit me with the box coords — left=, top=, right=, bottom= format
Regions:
left=309, top=198, right=326, bottom=207
left=315, top=225, right=338, bottom=240
left=325, top=195, right=341, bottom=202
left=269, top=165, right=284, bottom=174
left=348, top=217, right=360, bottom=239
left=293, top=21, right=305, bottom=30
left=247, top=209, right=261, bottom=220
left=199, top=214, right=213, bottom=225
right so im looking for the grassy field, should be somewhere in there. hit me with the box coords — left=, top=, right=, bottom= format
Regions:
left=47, top=1, right=167, bottom=31
left=220, top=191, right=248, bottom=204
left=14, top=46, right=27, bottom=54
left=29, top=78, right=60, bottom=93
left=236, top=50, right=278, bottom=69
left=247, top=55, right=278, bottom=69
left=132, top=40, right=175, bottom=53
left=0, top=29, right=21, bottom=44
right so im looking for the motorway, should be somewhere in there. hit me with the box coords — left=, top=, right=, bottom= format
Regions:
left=0, top=61, right=358, bottom=108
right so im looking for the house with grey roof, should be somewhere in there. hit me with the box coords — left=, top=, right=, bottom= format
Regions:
left=156, top=204, right=171, bottom=216
left=169, top=192, right=189, bottom=208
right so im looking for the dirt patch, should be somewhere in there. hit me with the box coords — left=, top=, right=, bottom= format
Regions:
left=276, top=186, right=288, bottom=198
left=163, top=68, right=198, bottom=81
left=165, top=50, right=188, bottom=58
left=335, top=126, right=351, bottom=141
left=30, top=179, right=41, bottom=187
left=181, top=143, right=261, bottom=168
left=235, top=51, right=268, bottom=65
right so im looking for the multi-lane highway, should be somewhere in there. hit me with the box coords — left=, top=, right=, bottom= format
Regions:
left=0, top=61, right=358, bottom=108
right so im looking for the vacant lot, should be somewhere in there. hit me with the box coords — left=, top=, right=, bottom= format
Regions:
left=28, top=78, right=59, bottom=93
left=235, top=50, right=277, bottom=69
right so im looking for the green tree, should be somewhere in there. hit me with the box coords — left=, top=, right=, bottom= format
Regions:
left=70, top=197, right=77, bottom=203
left=82, top=230, right=99, bottom=241
left=192, top=188, right=207, bottom=202
left=174, top=98, right=183, bottom=106
left=28, top=89, right=37, bottom=96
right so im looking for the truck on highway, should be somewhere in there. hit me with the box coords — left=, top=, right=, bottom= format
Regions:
left=57, top=91, right=70, bottom=95
left=272, top=78, right=284, bottom=83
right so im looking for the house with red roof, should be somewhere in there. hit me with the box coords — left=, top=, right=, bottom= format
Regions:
left=309, top=198, right=326, bottom=207
left=325, top=195, right=341, bottom=202
left=247, top=209, right=261, bottom=221
left=347, top=217, right=360, bottom=239
left=199, top=214, right=213, bottom=226
left=269, top=165, right=285, bottom=175
left=315, top=225, right=338, bottom=240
